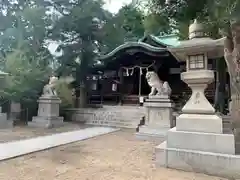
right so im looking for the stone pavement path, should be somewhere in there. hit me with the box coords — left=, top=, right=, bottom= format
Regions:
left=0, top=127, right=118, bottom=161
left=0, top=129, right=227, bottom=180
left=0, top=122, right=91, bottom=143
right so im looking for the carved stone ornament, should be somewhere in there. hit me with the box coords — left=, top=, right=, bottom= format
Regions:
left=42, top=76, right=58, bottom=96
left=145, top=71, right=171, bottom=97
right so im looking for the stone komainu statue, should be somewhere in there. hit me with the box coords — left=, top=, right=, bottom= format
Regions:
left=43, top=76, right=58, bottom=96
left=162, top=81, right=172, bottom=96
left=145, top=71, right=171, bottom=96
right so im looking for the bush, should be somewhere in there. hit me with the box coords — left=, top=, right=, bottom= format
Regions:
left=55, top=77, right=74, bottom=109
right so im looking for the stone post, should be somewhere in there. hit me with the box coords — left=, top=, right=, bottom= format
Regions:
left=9, top=102, right=21, bottom=124
left=0, top=106, right=12, bottom=128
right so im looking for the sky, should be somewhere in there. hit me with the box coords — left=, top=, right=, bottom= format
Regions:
left=103, top=0, right=132, bottom=13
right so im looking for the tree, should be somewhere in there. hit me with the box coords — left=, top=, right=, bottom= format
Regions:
left=0, top=0, right=52, bottom=63
left=2, top=48, right=51, bottom=103
left=100, top=4, right=145, bottom=52
left=48, top=0, right=111, bottom=107
left=144, top=13, right=172, bottom=35
left=0, top=0, right=54, bottom=121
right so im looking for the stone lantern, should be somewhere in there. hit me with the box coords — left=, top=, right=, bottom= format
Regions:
left=155, top=20, right=240, bottom=178
left=169, top=19, right=225, bottom=130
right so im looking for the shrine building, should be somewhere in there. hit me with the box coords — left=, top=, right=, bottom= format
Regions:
left=85, top=34, right=230, bottom=112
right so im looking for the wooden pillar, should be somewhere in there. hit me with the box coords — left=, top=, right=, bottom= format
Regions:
left=119, top=68, right=124, bottom=105
left=215, top=58, right=227, bottom=114
left=138, top=68, right=142, bottom=97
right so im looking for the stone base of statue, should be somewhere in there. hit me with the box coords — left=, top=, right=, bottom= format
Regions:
left=136, top=95, right=173, bottom=142
left=0, top=107, right=13, bottom=129
left=28, top=95, right=64, bottom=128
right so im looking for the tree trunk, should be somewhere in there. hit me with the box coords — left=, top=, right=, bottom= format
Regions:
left=224, top=20, right=240, bottom=154
left=79, top=85, right=87, bottom=108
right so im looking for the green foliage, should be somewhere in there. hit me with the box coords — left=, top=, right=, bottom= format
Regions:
left=1, top=49, right=51, bottom=103
left=0, top=0, right=53, bottom=106
left=55, top=77, right=74, bottom=109
left=99, top=4, right=145, bottom=52
left=145, top=0, right=240, bottom=39
left=144, top=13, right=172, bottom=35
left=49, top=0, right=108, bottom=84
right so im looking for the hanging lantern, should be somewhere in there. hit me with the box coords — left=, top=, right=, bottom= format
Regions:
left=112, top=83, right=117, bottom=91
left=126, top=68, right=129, bottom=76
left=91, top=81, right=97, bottom=90
left=140, top=67, right=143, bottom=75
left=130, top=68, right=134, bottom=76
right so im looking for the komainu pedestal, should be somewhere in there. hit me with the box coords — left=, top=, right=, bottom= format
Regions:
left=28, top=95, right=64, bottom=128
left=136, top=95, right=173, bottom=142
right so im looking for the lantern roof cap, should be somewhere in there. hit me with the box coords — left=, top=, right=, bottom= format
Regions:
left=189, top=19, right=205, bottom=39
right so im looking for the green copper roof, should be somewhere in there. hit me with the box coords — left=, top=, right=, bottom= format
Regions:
left=138, top=34, right=180, bottom=47
left=97, top=34, right=179, bottom=62
left=153, top=34, right=180, bottom=47
left=98, top=42, right=168, bottom=61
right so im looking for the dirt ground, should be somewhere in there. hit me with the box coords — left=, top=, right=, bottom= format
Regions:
left=0, top=129, right=226, bottom=180
left=0, top=122, right=90, bottom=143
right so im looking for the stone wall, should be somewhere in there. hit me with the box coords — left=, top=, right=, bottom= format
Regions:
left=66, top=106, right=232, bottom=132
left=66, top=105, right=146, bottom=128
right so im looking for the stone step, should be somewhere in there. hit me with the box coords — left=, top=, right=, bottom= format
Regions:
left=88, top=119, right=139, bottom=125
left=97, top=117, right=141, bottom=122
left=88, top=120, right=141, bottom=126
left=155, top=141, right=240, bottom=179
left=166, top=127, right=235, bottom=154
left=86, top=118, right=140, bottom=127
left=92, top=113, right=144, bottom=119
left=85, top=121, right=136, bottom=129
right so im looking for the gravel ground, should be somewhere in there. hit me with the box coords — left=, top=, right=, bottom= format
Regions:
left=0, top=122, right=90, bottom=143
left=0, top=129, right=226, bottom=180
